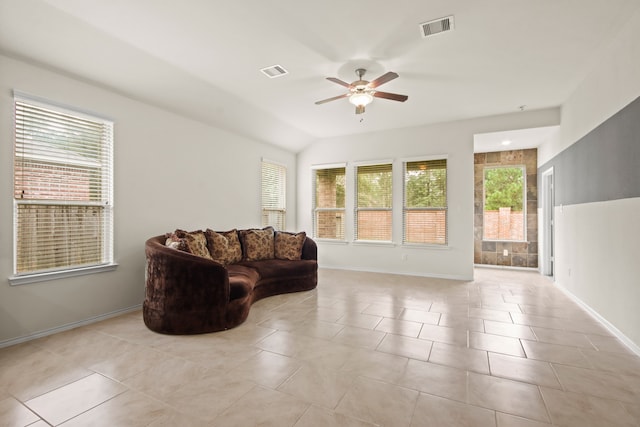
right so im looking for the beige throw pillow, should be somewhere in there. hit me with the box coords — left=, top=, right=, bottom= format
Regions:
left=275, top=231, right=306, bottom=260
left=205, top=229, right=242, bottom=264
left=240, top=228, right=275, bottom=261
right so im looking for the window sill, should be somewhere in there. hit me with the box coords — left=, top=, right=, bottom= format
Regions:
left=352, top=240, right=396, bottom=247
left=402, top=243, right=451, bottom=250
left=315, top=239, right=349, bottom=245
left=482, top=239, right=529, bottom=243
left=9, top=263, right=118, bottom=286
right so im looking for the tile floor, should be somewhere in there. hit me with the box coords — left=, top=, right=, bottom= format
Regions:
left=1, top=267, right=640, bottom=426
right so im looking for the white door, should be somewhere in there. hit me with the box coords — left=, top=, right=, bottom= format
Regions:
left=541, top=167, right=554, bottom=276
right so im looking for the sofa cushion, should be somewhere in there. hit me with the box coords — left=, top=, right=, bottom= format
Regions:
left=166, top=229, right=212, bottom=260
left=239, top=227, right=275, bottom=261
left=238, top=259, right=317, bottom=282
left=228, top=265, right=259, bottom=301
left=205, top=229, right=243, bottom=264
left=275, top=231, right=306, bottom=260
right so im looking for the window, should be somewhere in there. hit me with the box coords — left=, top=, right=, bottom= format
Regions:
left=261, top=160, right=286, bottom=230
left=403, top=159, right=447, bottom=245
left=483, top=166, right=525, bottom=241
left=313, top=166, right=346, bottom=240
left=356, top=163, right=392, bottom=241
left=12, top=94, right=114, bottom=281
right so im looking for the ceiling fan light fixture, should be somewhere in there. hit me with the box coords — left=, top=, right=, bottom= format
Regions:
left=349, top=92, right=373, bottom=107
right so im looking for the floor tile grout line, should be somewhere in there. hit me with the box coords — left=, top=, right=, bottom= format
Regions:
left=3, top=268, right=640, bottom=425
left=19, top=371, right=97, bottom=404
left=536, top=384, right=556, bottom=425
left=53, top=387, right=129, bottom=427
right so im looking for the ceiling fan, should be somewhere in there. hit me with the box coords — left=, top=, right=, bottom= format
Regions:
left=315, top=68, right=408, bottom=114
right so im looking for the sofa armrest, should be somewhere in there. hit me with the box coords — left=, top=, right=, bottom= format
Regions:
left=301, top=236, right=317, bottom=261
left=144, top=236, right=229, bottom=327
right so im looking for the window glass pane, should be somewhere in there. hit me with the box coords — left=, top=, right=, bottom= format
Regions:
left=405, top=160, right=446, bottom=208
left=356, top=164, right=392, bottom=241
left=404, top=210, right=447, bottom=245
left=356, top=210, right=392, bottom=241
left=261, top=161, right=286, bottom=229
left=315, top=210, right=345, bottom=239
left=315, top=168, right=345, bottom=208
left=313, top=167, right=345, bottom=239
left=403, top=159, right=447, bottom=245
left=483, top=166, right=525, bottom=241
left=357, top=164, right=392, bottom=208
left=16, top=204, right=106, bottom=273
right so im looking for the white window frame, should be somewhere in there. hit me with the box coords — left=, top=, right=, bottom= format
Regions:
left=354, top=160, right=393, bottom=243
left=10, top=92, right=116, bottom=285
left=402, top=155, right=448, bottom=246
left=261, top=159, right=286, bottom=230
left=312, top=163, right=347, bottom=241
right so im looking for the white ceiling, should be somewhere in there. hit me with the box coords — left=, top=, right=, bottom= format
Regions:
left=474, top=126, right=559, bottom=153
left=1, top=0, right=638, bottom=152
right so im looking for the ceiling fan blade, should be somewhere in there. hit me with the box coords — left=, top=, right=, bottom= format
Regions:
left=368, top=71, right=399, bottom=88
left=326, top=77, right=352, bottom=88
left=373, top=91, right=408, bottom=102
left=315, top=93, right=349, bottom=105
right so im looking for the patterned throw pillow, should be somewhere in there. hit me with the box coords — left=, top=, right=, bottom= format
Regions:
left=239, top=227, right=275, bottom=261
left=166, top=229, right=213, bottom=260
left=275, top=231, right=306, bottom=260
left=205, top=229, right=242, bottom=264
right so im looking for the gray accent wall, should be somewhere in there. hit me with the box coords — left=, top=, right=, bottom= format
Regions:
left=538, top=96, right=640, bottom=206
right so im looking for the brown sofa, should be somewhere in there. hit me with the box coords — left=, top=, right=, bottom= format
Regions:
left=143, top=230, right=317, bottom=335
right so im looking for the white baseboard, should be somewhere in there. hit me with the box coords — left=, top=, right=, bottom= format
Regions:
left=554, top=281, right=640, bottom=357
left=319, top=265, right=473, bottom=282
left=0, top=304, right=142, bottom=349
left=474, top=264, right=539, bottom=272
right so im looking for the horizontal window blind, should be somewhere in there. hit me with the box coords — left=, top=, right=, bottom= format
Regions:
left=14, top=97, right=114, bottom=275
left=313, top=167, right=345, bottom=239
left=403, top=159, right=447, bottom=245
left=356, top=163, right=392, bottom=241
left=261, top=161, right=286, bottom=230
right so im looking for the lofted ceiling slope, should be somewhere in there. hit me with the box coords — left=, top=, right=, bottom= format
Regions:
left=1, top=0, right=638, bottom=152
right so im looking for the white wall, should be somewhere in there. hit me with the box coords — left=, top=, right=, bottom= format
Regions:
left=554, top=200, right=640, bottom=349
left=297, top=109, right=559, bottom=281
left=0, top=55, right=297, bottom=345
left=539, top=8, right=640, bottom=166
left=538, top=8, right=640, bottom=351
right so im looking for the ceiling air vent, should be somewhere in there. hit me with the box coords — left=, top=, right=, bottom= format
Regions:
left=419, top=15, right=454, bottom=38
left=260, top=64, right=288, bottom=78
